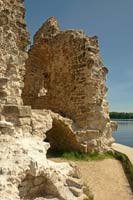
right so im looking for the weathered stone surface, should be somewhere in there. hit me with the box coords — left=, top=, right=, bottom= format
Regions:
left=31, top=109, right=53, bottom=139
left=43, top=110, right=114, bottom=152
left=3, top=105, right=31, bottom=117
left=0, top=1, right=88, bottom=200
left=0, top=0, right=29, bottom=105
left=23, top=17, right=117, bottom=152
left=46, top=111, right=84, bottom=152
left=0, top=77, right=9, bottom=89
left=111, top=121, right=118, bottom=132
left=23, top=17, right=106, bottom=129
left=0, top=120, right=13, bottom=128
left=0, top=135, right=88, bottom=200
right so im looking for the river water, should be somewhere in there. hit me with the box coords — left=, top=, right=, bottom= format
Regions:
left=112, top=120, right=133, bottom=147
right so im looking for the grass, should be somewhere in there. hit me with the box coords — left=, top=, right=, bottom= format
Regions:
left=48, top=150, right=133, bottom=182
left=83, top=183, right=94, bottom=200
left=62, top=151, right=114, bottom=161
left=48, top=149, right=133, bottom=198
left=48, top=150, right=97, bottom=199
left=48, top=149, right=133, bottom=181
left=88, top=196, right=94, bottom=200
left=114, top=152, right=133, bottom=190
left=48, top=149, right=114, bottom=161
left=48, top=149, right=133, bottom=199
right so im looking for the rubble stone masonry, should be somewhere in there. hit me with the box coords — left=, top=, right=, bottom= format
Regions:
left=0, top=0, right=29, bottom=105
left=23, top=17, right=116, bottom=152
left=0, top=1, right=88, bottom=200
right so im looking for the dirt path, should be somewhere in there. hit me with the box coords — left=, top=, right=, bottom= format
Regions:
left=51, top=158, right=133, bottom=200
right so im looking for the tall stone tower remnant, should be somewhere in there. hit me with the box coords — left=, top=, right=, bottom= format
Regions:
left=23, top=17, right=116, bottom=152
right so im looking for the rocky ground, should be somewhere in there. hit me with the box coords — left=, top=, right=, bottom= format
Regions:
left=51, top=158, right=133, bottom=200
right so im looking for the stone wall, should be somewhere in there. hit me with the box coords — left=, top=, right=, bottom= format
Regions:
left=0, top=0, right=29, bottom=105
left=23, top=17, right=108, bottom=130
left=23, top=17, right=115, bottom=152
left=0, top=1, right=87, bottom=200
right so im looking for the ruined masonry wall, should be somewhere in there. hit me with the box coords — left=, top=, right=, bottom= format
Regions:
left=0, top=1, right=87, bottom=200
left=0, top=0, right=29, bottom=105
left=22, top=17, right=116, bottom=152
left=23, top=17, right=112, bottom=137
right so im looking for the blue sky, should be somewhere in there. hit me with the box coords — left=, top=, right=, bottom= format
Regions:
left=25, top=0, right=133, bottom=112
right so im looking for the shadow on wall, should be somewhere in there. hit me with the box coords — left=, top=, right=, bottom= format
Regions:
left=44, top=118, right=82, bottom=152
left=18, top=174, right=59, bottom=199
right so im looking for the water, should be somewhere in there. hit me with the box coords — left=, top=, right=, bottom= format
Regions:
left=112, top=120, right=133, bottom=147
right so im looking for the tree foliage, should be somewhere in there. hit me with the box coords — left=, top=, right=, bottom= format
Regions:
left=110, top=112, right=133, bottom=119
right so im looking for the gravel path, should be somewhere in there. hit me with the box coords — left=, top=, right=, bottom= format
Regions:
left=51, top=158, right=133, bottom=200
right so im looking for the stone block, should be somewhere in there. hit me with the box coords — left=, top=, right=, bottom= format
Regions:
left=6, top=96, right=23, bottom=105
left=69, top=186, right=82, bottom=197
left=66, top=177, right=83, bottom=189
left=0, top=127, right=15, bottom=136
left=111, top=121, right=118, bottom=132
left=17, top=118, right=31, bottom=126
left=33, top=177, right=44, bottom=186
left=0, top=77, right=9, bottom=89
left=3, top=105, right=31, bottom=117
left=0, top=121, right=13, bottom=128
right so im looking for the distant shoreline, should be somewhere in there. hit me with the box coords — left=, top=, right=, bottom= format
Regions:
left=111, top=119, right=133, bottom=121
left=110, top=112, right=133, bottom=120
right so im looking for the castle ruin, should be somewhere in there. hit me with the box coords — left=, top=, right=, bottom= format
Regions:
left=22, top=17, right=116, bottom=153
left=0, top=1, right=88, bottom=199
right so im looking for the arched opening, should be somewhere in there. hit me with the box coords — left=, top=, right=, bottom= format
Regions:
left=44, top=117, right=83, bottom=154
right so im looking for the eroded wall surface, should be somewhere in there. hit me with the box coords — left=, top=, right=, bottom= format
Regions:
left=23, top=17, right=115, bottom=152
left=0, top=1, right=87, bottom=200
left=0, top=0, right=29, bottom=105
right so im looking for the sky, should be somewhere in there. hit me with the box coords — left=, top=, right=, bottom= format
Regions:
left=24, top=0, right=133, bottom=112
